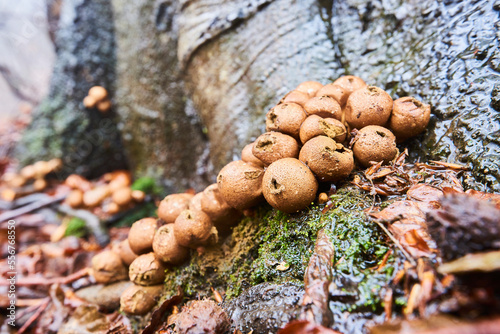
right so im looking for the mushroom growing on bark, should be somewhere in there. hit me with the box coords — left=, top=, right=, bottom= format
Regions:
left=91, top=250, right=128, bottom=284
left=174, top=210, right=218, bottom=249
left=128, top=218, right=158, bottom=255
left=389, top=96, right=431, bottom=141
left=304, top=96, right=342, bottom=120
left=352, top=125, right=398, bottom=167
left=295, top=81, right=323, bottom=97
left=299, top=115, right=347, bottom=144
left=345, top=86, right=393, bottom=129
left=262, top=158, right=318, bottom=213
left=241, top=142, right=265, bottom=168
left=153, top=224, right=190, bottom=265
left=201, top=184, right=241, bottom=235
left=120, top=284, right=163, bottom=315
left=252, top=132, right=300, bottom=166
left=217, top=160, right=264, bottom=210
left=129, top=252, right=166, bottom=286
left=332, top=75, right=367, bottom=96
left=266, top=103, right=307, bottom=139
left=157, top=193, right=194, bottom=224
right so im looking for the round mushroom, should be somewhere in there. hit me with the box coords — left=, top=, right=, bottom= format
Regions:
left=188, top=192, right=205, bottom=212
left=389, top=96, right=431, bottom=141
left=280, top=90, right=310, bottom=107
left=120, top=284, right=163, bottom=315
left=262, top=158, right=318, bottom=213
left=265, top=103, right=307, bottom=139
left=299, top=115, right=347, bottom=144
left=345, top=86, right=393, bottom=129
left=66, top=189, right=84, bottom=208
left=88, top=86, right=108, bottom=101
left=83, top=186, right=110, bottom=207
left=315, top=83, right=348, bottom=107
left=332, top=75, right=367, bottom=96
left=201, top=184, right=241, bottom=235
left=153, top=224, right=190, bottom=265
left=157, top=193, right=194, bottom=224
left=173, top=210, right=217, bottom=249
left=304, top=96, right=342, bottom=120
left=112, top=187, right=133, bottom=206
left=128, top=218, right=158, bottom=255
left=352, top=125, right=398, bottom=167
left=295, top=81, right=323, bottom=97
left=252, top=132, right=300, bottom=166
left=129, top=252, right=166, bottom=286
left=241, top=142, right=265, bottom=168
left=91, top=250, right=128, bottom=284
left=217, top=160, right=264, bottom=210
left=299, top=136, right=354, bottom=182
left=117, top=239, right=138, bottom=266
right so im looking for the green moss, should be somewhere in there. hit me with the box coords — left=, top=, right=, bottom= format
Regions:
left=65, top=217, right=88, bottom=238
left=131, top=177, right=162, bottom=195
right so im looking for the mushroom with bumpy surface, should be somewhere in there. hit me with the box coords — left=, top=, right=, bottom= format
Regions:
left=117, top=239, right=138, bottom=266
left=252, top=132, right=300, bottom=166
left=299, top=136, right=354, bottom=182
left=295, top=81, right=323, bottom=97
left=332, top=75, right=367, bottom=96
left=304, top=96, right=342, bottom=120
left=280, top=90, right=310, bottom=107
left=217, top=160, right=264, bottom=210
left=153, top=224, right=190, bottom=265
left=262, top=158, right=318, bottom=213
left=265, top=103, right=307, bottom=139
left=345, top=86, right=393, bottom=129
left=352, top=125, right=398, bottom=167
left=128, top=218, right=158, bottom=255
left=201, top=184, right=241, bottom=235
left=241, top=142, right=265, bottom=168
left=91, top=250, right=128, bottom=284
left=129, top=252, right=166, bottom=286
left=157, top=193, right=194, bottom=224
left=120, top=284, right=163, bottom=315
left=174, top=209, right=217, bottom=249
left=315, top=83, right=349, bottom=107
left=389, top=96, right=431, bottom=142
left=188, top=192, right=204, bottom=212
left=299, top=115, right=347, bottom=144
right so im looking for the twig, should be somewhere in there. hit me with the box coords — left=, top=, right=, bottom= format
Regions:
left=17, top=297, right=50, bottom=334
left=374, top=220, right=416, bottom=267
left=0, top=268, right=89, bottom=287
left=0, top=193, right=67, bottom=222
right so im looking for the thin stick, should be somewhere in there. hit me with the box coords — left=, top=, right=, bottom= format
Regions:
left=374, top=220, right=416, bottom=267
left=0, top=193, right=67, bottom=222
left=17, top=297, right=50, bottom=334
left=0, top=268, right=89, bottom=287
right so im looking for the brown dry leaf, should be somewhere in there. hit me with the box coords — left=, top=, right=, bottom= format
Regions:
left=278, top=320, right=342, bottom=334
left=407, top=184, right=443, bottom=203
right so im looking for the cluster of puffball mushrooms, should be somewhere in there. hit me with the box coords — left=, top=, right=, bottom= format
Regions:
left=1, top=159, right=62, bottom=201
left=83, top=86, right=112, bottom=112
left=90, top=75, right=431, bottom=315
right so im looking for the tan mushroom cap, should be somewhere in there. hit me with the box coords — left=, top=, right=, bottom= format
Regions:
left=332, top=75, right=367, bottom=96
left=304, top=96, right=342, bottom=120
left=262, top=158, right=318, bottom=213
left=299, top=136, right=354, bottom=182
left=295, top=81, right=323, bottom=97
left=201, top=184, right=241, bottom=235
left=112, top=187, right=133, bottom=206
left=153, top=224, right=189, bottom=265
left=241, top=142, right=265, bottom=168
left=217, top=160, right=264, bottom=210
left=266, top=102, right=307, bottom=139
left=157, top=193, right=194, bottom=224
left=173, top=209, right=216, bottom=249
left=299, top=115, right=347, bottom=144
left=316, top=83, right=349, bottom=107
left=252, top=132, right=300, bottom=166
left=91, top=250, right=128, bottom=284
left=129, top=252, right=166, bottom=286
left=83, top=186, right=110, bottom=207
left=128, top=217, right=158, bottom=255
left=188, top=192, right=205, bottom=212
left=389, top=96, right=431, bottom=141
left=120, top=284, right=163, bottom=315
left=280, top=90, right=310, bottom=107
left=345, top=86, right=393, bottom=129
left=117, top=239, right=138, bottom=266
left=352, top=125, right=398, bottom=167
left=88, top=86, right=108, bottom=101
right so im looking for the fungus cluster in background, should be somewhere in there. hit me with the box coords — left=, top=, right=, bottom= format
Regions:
left=83, top=86, right=112, bottom=112
left=87, top=75, right=432, bottom=316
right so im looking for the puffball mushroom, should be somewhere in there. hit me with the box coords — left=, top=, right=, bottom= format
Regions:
left=389, top=96, right=431, bottom=141
left=83, top=95, right=97, bottom=108
left=262, top=158, right=318, bottom=213
left=65, top=174, right=92, bottom=192
left=201, top=184, right=241, bottom=235
left=345, top=86, right=393, bottom=129
left=112, top=187, right=133, bottom=206
left=332, top=75, right=367, bottom=96
left=120, top=284, right=163, bottom=315
left=295, top=81, right=323, bottom=97
left=129, top=252, right=166, bottom=286
left=91, top=250, right=128, bottom=284
left=304, top=96, right=342, bottom=120
left=265, top=103, right=307, bottom=139
left=173, top=210, right=217, bottom=249
left=217, top=160, right=264, bottom=210
left=280, top=90, right=310, bottom=107
left=66, top=189, right=84, bottom=208
left=20, top=165, right=36, bottom=179
left=352, top=125, right=398, bottom=167
left=299, top=136, right=354, bottom=182
left=88, top=86, right=108, bottom=101
left=299, top=115, right=347, bottom=144
left=33, top=160, right=51, bottom=178
left=252, top=132, right=300, bottom=166
left=128, top=218, right=158, bottom=255
left=241, top=142, right=265, bottom=168
left=315, top=83, right=348, bottom=107
left=152, top=224, right=190, bottom=265
left=83, top=186, right=110, bottom=207
left=118, top=239, right=138, bottom=266
left=188, top=192, right=204, bottom=212
left=157, top=193, right=194, bottom=224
